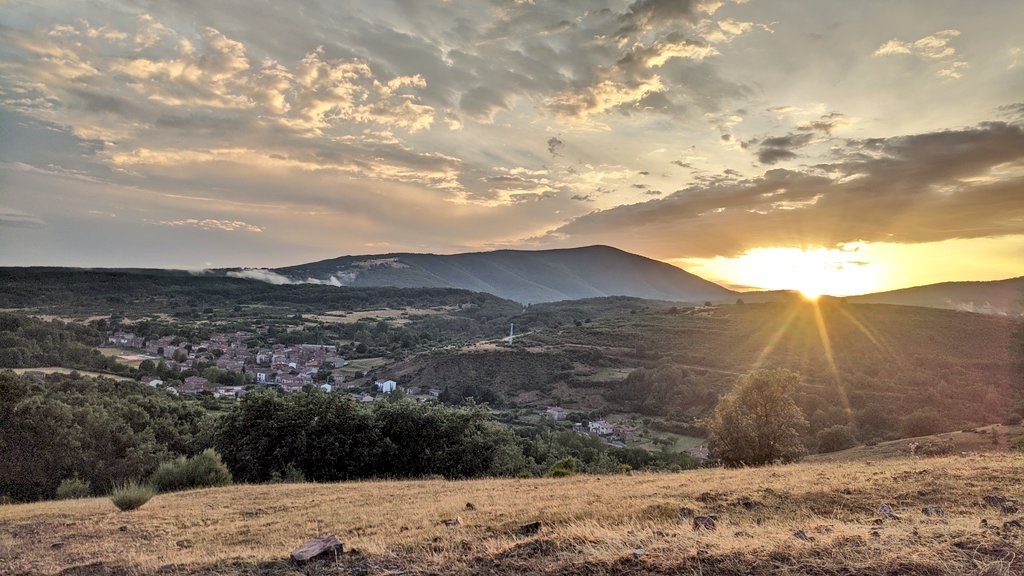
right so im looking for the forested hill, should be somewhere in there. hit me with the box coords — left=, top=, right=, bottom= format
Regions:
left=267, top=245, right=737, bottom=304
left=847, top=276, right=1024, bottom=316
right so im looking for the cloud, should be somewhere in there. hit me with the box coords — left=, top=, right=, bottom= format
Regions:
left=616, top=0, right=722, bottom=39
left=873, top=29, right=968, bottom=79
left=226, top=268, right=293, bottom=284
left=0, top=209, right=45, bottom=229
left=549, top=121, right=1024, bottom=257
left=797, top=112, right=851, bottom=134
left=156, top=218, right=264, bottom=232
left=754, top=132, right=815, bottom=164
left=547, top=136, right=565, bottom=157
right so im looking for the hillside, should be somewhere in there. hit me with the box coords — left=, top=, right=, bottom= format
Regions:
left=390, top=300, right=1021, bottom=441
left=268, top=245, right=737, bottom=304
left=847, top=276, right=1024, bottom=316
left=4, top=453, right=1024, bottom=575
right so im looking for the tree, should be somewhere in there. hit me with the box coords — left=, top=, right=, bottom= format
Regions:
left=707, top=369, right=808, bottom=466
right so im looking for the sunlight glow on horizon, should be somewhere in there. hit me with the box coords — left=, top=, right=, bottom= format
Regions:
left=675, top=243, right=885, bottom=297
left=671, top=236, right=1024, bottom=296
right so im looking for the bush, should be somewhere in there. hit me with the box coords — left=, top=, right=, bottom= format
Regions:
left=816, top=425, right=857, bottom=453
left=545, top=456, right=579, bottom=478
left=918, top=438, right=955, bottom=457
left=150, top=449, right=232, bottom=493
left=270, top=464, right=306, bottom=484
left=110, top=482, right=155, bottom=511
left=1011, top=437, right=1024, bottom=452
left=55, top=478, right=90, bottom=500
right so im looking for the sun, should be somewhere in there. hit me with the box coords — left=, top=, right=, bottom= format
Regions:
left=675, top=244, right=885, bottom=297
left=799, top=288, right=822, bottom=301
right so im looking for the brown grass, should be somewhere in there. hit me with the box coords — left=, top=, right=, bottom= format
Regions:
left=3, top=454, right=1024, bottom=575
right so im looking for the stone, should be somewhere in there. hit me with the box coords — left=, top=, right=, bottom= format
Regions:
left=739, top=499, right=760, bottom=510
left=984, top=495, right=1007, bottom=507
left=440, top=517, right=463, bottom=527
left=678, top=506, right=696, bottom=518
left=632, top=548, right=645, bottom=558
left=291, top=535, right=343, bottom=563
left=515, top=521, right=542, bottom=536
left=1003, top=519, right=1023, bottom=531
left=877, top=504, right=899, bottom=520
left=692, top=515, right=717, bottom=531
left=921, top=506, right=945, bottom=517
left=465, top=502, right=476, bottom=511
left=1002, top=502, right=1019, bottom=515
left=869, top=529, right=881, bottom=539
left=792, top=530, right=813, bottom=541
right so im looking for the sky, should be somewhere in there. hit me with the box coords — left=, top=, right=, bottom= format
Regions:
left=1, top=0, right=1023, bottom=295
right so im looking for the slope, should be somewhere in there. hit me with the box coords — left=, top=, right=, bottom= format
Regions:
left=272, top=245, right=737, bottom=304
left=848, top=276, right=1024, bottom=316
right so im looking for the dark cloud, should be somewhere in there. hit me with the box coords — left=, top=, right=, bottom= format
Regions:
left=757, top=147, right=799, bottom=164
left=552, top=121, right=1024, bottom=257
left=756, top=132, right=815, bottom=164
left=547, top=136, right=565, bottom=157
left=571, top=194, right=594, bottom=202
left=459, top=85, right=510, bottom=122
left=616, top=0, right=713, bottom=38
left=998, top=102, right=1024, bottom=119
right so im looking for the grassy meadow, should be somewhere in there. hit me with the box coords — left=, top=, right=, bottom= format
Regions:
left=4, top=450, right=1024, bottom=575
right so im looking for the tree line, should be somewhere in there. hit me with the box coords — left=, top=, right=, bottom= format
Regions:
left=0, top=370, right=698, bottom=503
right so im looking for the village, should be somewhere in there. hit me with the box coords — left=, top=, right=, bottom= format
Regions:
left=105, top=330, right=712, bottom=459
left=104, top=329, right=702, bottom=455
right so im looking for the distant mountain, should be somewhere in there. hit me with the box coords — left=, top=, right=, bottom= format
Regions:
left=848, top=276, right=1024, bottom=316
left=260, top=245, right=737, bottom=304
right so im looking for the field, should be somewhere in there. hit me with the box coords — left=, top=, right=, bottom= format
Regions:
left=4, top=452, right=1024, bottom=575
left=10, top=367, right=135, bottom=382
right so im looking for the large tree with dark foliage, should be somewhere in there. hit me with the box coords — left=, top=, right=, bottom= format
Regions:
left=708, top=369, right=809, bottom=466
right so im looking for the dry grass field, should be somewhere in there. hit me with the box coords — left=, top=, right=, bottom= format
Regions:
left=3, top=453, right=1024, bottom=575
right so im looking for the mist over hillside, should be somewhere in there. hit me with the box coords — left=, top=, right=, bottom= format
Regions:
left=847, top=276, right=1024, bottom=316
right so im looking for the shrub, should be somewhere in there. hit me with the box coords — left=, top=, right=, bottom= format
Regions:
left=918, top=438, right=955, bottom=457
left=270, top=459, right=305, bottom=481
left=545, top=456, right=579, bottom=478
left=110, top=482, right=155, bottom=511
left=150, top=449, right=233, bottom=493
left=55, top=478, right=90, bottom=500
left=816, top=425, right=857, bottom=453
left=1011, top=437, right=1024, bottom=452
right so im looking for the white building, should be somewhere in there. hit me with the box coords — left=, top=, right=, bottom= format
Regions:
left=588, top=420, right=614, bottom=435
left=319, top=383, right=333, bottom=393
left=375, top=379, right=397, bottom=393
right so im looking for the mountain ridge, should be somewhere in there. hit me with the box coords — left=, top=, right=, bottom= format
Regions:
left=265, top=244, right=738, bottom=304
